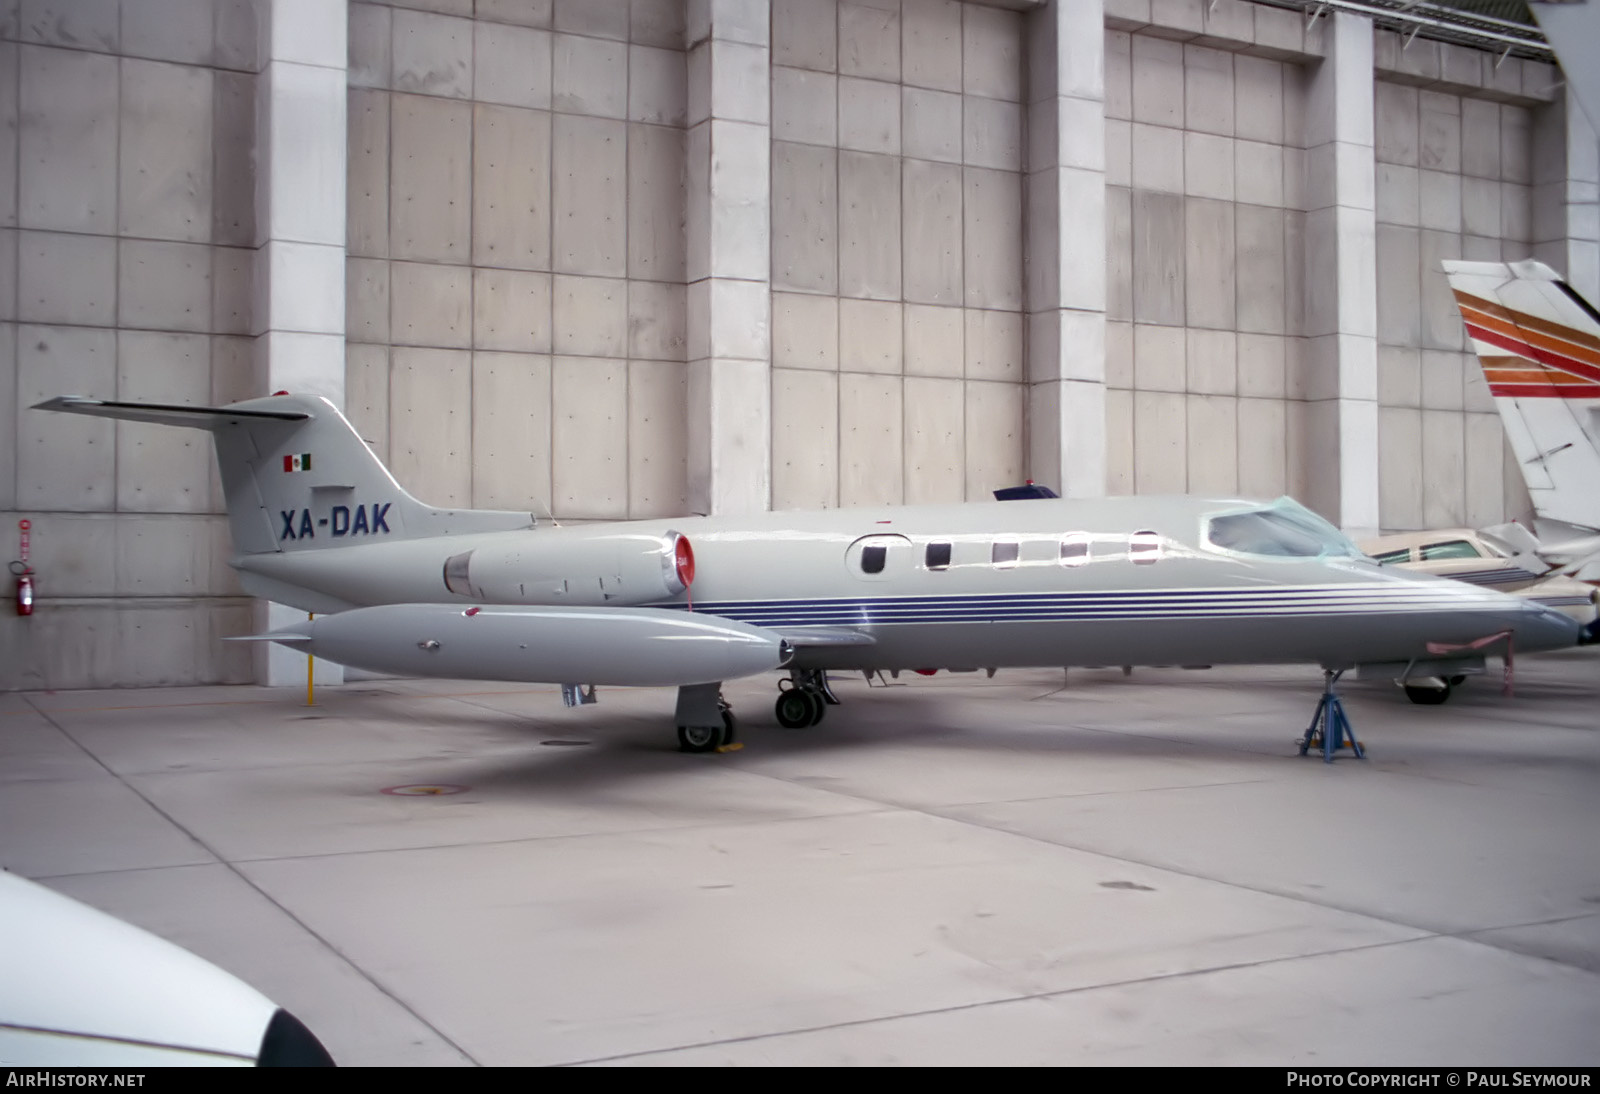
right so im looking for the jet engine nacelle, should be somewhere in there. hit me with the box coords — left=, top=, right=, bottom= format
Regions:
left=268, top=602, right=788, bottom=687
left=443, top=530, right=695, bottom=607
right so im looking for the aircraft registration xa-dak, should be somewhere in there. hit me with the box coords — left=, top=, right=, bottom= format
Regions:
left=34, top=393, right=1580, bottom=752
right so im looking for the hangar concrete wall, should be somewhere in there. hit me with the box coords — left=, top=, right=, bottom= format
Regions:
left=1, top=0, right=1597, bottom=690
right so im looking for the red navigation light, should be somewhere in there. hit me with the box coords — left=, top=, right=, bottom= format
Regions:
left=674, top=534, right=695, bottom=589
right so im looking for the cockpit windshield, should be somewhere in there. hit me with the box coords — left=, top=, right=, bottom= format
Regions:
left=1205, top=499, right=1363, bottom=560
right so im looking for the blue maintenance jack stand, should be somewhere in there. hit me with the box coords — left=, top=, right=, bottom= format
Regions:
left=1298, top=669, right=1365, bottom=763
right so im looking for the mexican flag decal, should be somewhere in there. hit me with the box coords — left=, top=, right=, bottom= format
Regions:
left=283, top=452, right=312, bottom=473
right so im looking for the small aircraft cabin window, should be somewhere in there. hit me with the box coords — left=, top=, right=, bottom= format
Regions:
left=1370, top=548, right=1412, bottom=565
left=1129, top=530, right=1162, bottom=565
left=1420, top=540, right=1482, bottom=561
left=861, top=544, right=888, bottom=574
left=926, top=542, right=952, bottom=570
left=443, top=550, right=474, bottom=596
left=1060, top=534, right=1090, bottom=567
left=992, top=541, right=1020, bottom=568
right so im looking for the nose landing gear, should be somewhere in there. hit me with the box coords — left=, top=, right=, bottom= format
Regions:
left=775, top=669, right=837, bottom=728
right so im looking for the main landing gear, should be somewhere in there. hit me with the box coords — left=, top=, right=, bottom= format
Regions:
left=1402, top=674, right=1466, bottom=705
left=774, top=669, right=838, bottom=728
left=1298, top=669, right=1366, bottom=763
left=675, top=682, right=737, bottom=753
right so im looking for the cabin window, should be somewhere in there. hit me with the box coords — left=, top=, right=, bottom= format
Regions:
left=1370, top=548, right=1412, bottom=565
left=861, top=545, right=887, bottom=574
left=1060, top=534, right=1090, bottom=567
left=1420, top=540, right=1482, bottom=561
left=443, top=550, right=474, bottom=596
left=992, top=541, right=1020, bottom=568
left=1129, top=530, right=1161, bottom=565
left=925, top=542, right=952, bottom=570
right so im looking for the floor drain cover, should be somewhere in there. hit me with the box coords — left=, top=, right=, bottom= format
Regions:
left=381, top=784, right=470, bottom=796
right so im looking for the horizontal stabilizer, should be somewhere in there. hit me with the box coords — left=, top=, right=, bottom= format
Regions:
left=224, top=632, right=311, bottom=649
left=33, top=396, right=309, bottom=429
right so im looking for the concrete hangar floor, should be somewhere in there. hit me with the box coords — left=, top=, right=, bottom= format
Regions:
left=3, top=653, right=1599, bottom=1067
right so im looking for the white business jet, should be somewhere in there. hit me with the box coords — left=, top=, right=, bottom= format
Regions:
left=33, top=393, right=1578, bottom=750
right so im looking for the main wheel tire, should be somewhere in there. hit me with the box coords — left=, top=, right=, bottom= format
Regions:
left=807, top=692, right=827, bottom=726
left=775, top=689, right=817, bottom=729
left=1404, top=683, right=1452, bottom=705
left=677, top=722, right=723, bottom=752
left=721, top=708, right=737, bottom=744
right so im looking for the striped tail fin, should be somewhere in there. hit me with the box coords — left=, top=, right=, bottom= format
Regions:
left=1443, top=259, right=1600, bottom=534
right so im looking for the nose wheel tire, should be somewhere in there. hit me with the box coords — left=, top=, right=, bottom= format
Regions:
left=1404, top=683, right=1452, bottom=705
left=677, top=706, right=738, bottom=752
left=775, top=688, right=821, bottom=728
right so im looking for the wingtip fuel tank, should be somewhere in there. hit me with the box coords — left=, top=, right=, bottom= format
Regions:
left=266, top=604, right=793, bottom=687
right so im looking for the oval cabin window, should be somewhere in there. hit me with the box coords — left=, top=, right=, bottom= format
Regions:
left=861, top=545, right=887, bottom=574
left=1060, top=534, right=1090, bottom=567
left=1129, top=530, right=1162, bottom=565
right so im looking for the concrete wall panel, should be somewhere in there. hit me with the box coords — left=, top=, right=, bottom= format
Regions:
left=1234, top=204, right=1285, bottom=334
left=391, top=94, right=472, bottom=262
left=1106, top=385, right=1133, bottom=494
left=473, top=104, right=553, bottom=272
left=346, top=258, right=390, bottom=344
left=393, top=9, right=473, bottom=98
left=1374, top=82, right=1417, bottom=167
left=1420, top=408, right=1465, bottom=527
left=1133, top=389, right=1185, bottom=494
left=1186, top=394, right=1237, bottom=494
left=120, top=59, right=212, bottom=243
left=965, top=309, right=1021, bottom=382
left=17, top=324, right=116, bottom=510
left=902, top=159, right=963, bottom=304
left=1131, top=189, right=1184, bottom=326
left=555, top=0, right=626, bottom=38
left=1418, top=228, right=1463, bottom=351
left=1185, top=328, right=1235, bottom=395
left=1185, top=197, right=1235, bottom=330
left=1130, top=34, right=1182, bottom=128
left=1464, top=411, right=1504, bottom=528
left=901, top=303, right=959, bottom=378
left=773, top=292, right=839, bottom=371
left=344, top=342, right=390, bottom=466
left=904, top=376, right=964, bottom=503
left=1375, top=163, right=1418, bottom=226
left=0, top=42, right=13, bottom=227
left=901, top=0, right=961, bottom=94
left=347, top=89, right=389, bottom=259
left=553, top=33, right=627, bottom=118
left=114, top=516, right=218, bottom=597
left=963, top=380, right=1021, bottom=501
left=1235, top=140, right=1283, bottom=208
left=773, top=66, right=837, bottom=146
left=1131, top=122, right=1182, bottom=194
left=18, top=231, right=115, bottom=327
left=630, top=0, right=683, bottom=49
left=1460, top=97, right=1500, bottom=180
left=474, top=267, right=552, bottom=353
left=1184, top=43, right=1233, bottom=137
left=628, top=359, right=689, bottom=517
left=390, top=347, right=473, bottom=506
left=115, top=332, right=211, bottom=513
left=1377, top=345, right=1421, bottom=408
left=1133, top=321, right=1184, bottom=393
left=553, top=114, right=626, bottom=276
left=1420, top=348, right=1463, bottom=412
left=1236, top=396, right=1286, bottom=500
left=772, top=142, right=838, bottom=293
left=839, top=298, right=901, bottom=374
left=773, top=0, right=837, bottom=73
left=1106, top=185, right=1132, bottom=321
left=1104, top=29, right=1131, bottom=122
left=771, top=367, right=839, bottom=510
left=841, top=3, right=898, bottom=81
left=349, top=2, right=391, bottom=89
left=839, top=76, right=900, bottom=155
left=1235, top=55, right=1283, bottom=145
left=18, top=45, right=117, bottom=233
left=628, top=279, right=687, bottom=362
left=553, top=274, right=627, bottom=358
left=839, top=151, right=902, bottom=300
left=1418, top=92, right=1461, bottom=174
left=119, top=241, right=211, bottom=333
left=552, top=355, right=628, bottom=518
left=1376, top=224, right=1420, bottom=347
left=963, top=95, right=1021, bottom=173
left=903, top=87, right=961, bottom=164
left=472, top=350, right=551, bottom=511
left=390, top=261, right=471, bottom=348
left=24, top=512, right=117, bottom=597
left=839, top=373, right=903, bottom=506
left=0, top=323, right=12, bottom=510
left=211, top=70, right=255, bottom=248
left=476, top=22, right=552, bottom=110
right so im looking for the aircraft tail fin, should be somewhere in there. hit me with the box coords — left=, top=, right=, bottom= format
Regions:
left=33, top=394, right=533, bottom=556
left=1442, top=259, right=1600, bottom=533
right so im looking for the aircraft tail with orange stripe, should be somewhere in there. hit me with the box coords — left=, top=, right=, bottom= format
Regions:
left=1444, top=259, right=1600, bottom=537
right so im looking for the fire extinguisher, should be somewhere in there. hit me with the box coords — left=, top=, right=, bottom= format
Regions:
left=12, top=519, right=34, bottom=617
